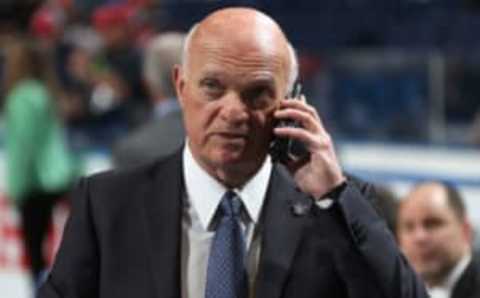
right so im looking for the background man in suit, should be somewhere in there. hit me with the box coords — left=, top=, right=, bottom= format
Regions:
left=397, top=181, right=480, bottom=298
left=113, top=32, right=186, bottom=167
left=39, top=7, right=428, bottom=298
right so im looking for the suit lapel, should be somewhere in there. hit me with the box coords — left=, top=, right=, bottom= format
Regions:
left=451, top=258, right=476, bottom=298
left=254, top=165, right=312, bottom=298
left=142, top=151, right=184, bottom=298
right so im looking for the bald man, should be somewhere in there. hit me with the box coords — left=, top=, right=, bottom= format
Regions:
left=398, top=181, right=480, bottom=298
left=39, top=8, right=427, bottom=298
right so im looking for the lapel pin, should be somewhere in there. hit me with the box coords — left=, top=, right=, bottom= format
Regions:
left=290, top=199, right=312, bottom=216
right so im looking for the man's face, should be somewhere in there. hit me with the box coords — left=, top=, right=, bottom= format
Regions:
left=397, top=184, right=471, bottom=284
left=175, top=29, right=289, bottom=184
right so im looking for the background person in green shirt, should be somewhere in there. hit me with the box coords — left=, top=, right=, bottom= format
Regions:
left=2, top=38, right=78, bottom=288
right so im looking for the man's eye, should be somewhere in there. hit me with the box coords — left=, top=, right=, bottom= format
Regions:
left=424, top=218, right=444, bottom=230
left=243, top=87, right=274, bottom=108
left=249, top=88, right=267, bottom=99
left=200, top=79, right=223, bottom=94
left=400, top=222, right=414, bottom=233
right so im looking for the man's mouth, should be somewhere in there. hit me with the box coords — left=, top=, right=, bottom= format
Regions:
left=216, top=132, right=248, bottom=139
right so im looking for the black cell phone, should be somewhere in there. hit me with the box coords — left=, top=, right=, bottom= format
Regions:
left=269, top=82, right=309, bottom=163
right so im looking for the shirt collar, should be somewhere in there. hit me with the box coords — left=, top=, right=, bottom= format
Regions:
left=183, top=142, right=272, bottom=231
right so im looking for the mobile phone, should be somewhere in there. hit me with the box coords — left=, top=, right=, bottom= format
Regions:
left=269, top=82, right=309, bottom=163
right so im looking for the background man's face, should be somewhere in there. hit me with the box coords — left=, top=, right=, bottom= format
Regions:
left=175, top=29, right=289, bottom=181
left=397, top=185, right=470, bottom=283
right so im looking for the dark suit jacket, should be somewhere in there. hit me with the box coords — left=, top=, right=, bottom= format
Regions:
left=113, top=109, right=185, bottom=168
left=452, top=255, right=480, bottom=298
left=39, top=150, right=427, bottom=298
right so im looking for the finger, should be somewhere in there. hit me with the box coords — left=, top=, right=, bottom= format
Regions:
left=281, top=99, right=331, bottom=136
left=273, top=126, right=329, bottom=152
left=274, top=108, right=321, bottom=133
left=280, top=96, right=319, bottom=120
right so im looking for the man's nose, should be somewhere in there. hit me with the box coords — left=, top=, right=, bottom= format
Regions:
left=220, top=92, right=249, bottom=123
left=411, top=226, right=429, bottom=244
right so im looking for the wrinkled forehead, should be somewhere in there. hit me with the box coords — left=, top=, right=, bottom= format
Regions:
left=201, top=10, right=287, bottom=49
left=186, top=12, right=291, bottom=82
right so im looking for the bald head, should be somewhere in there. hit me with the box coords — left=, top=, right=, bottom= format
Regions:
left=401, top=181, right=466, bottom=221
left=200, top=7, right=283, bottom=35
left=182, top=8, right=298, bottom=93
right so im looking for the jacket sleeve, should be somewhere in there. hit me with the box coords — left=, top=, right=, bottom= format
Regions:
left=335, top=178, right=429, bottom=298
left=38, top=178, right=99, bottom=298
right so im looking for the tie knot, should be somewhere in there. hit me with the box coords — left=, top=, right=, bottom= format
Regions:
left=219, top=191, right=242, bottom=218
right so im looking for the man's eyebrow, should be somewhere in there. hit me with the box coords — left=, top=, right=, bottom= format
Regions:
left=245, top=76, right=276, bottom=88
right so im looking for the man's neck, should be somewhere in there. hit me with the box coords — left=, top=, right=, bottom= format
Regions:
left=212, top=164, right=263, bottom=189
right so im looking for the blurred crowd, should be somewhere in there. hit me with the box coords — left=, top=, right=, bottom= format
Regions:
left=1, top=0, right=162, bottom=151
left=0, top=1, right=479, bottom=297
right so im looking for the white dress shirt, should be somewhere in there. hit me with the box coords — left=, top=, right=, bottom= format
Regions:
left=428, top=253, right=472, bottom=298
left=181, top=143, right=272, bottom=298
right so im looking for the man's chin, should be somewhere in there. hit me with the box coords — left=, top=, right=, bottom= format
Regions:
left=211, top=149, right=265, bottom=169
left=216, top=151, right=248, bottom=165
left=417, top=263, right=451, bottom=283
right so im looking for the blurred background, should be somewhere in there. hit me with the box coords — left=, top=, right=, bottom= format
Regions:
left=0, top=0, right=479, bottom=297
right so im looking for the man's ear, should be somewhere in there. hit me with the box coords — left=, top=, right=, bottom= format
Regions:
left=462, top=218, right=474, bottom=245
left=172, top=64, right=185, bottom=107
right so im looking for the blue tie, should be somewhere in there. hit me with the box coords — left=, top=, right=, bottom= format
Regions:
left=205, top=191, right=248, bottom=298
